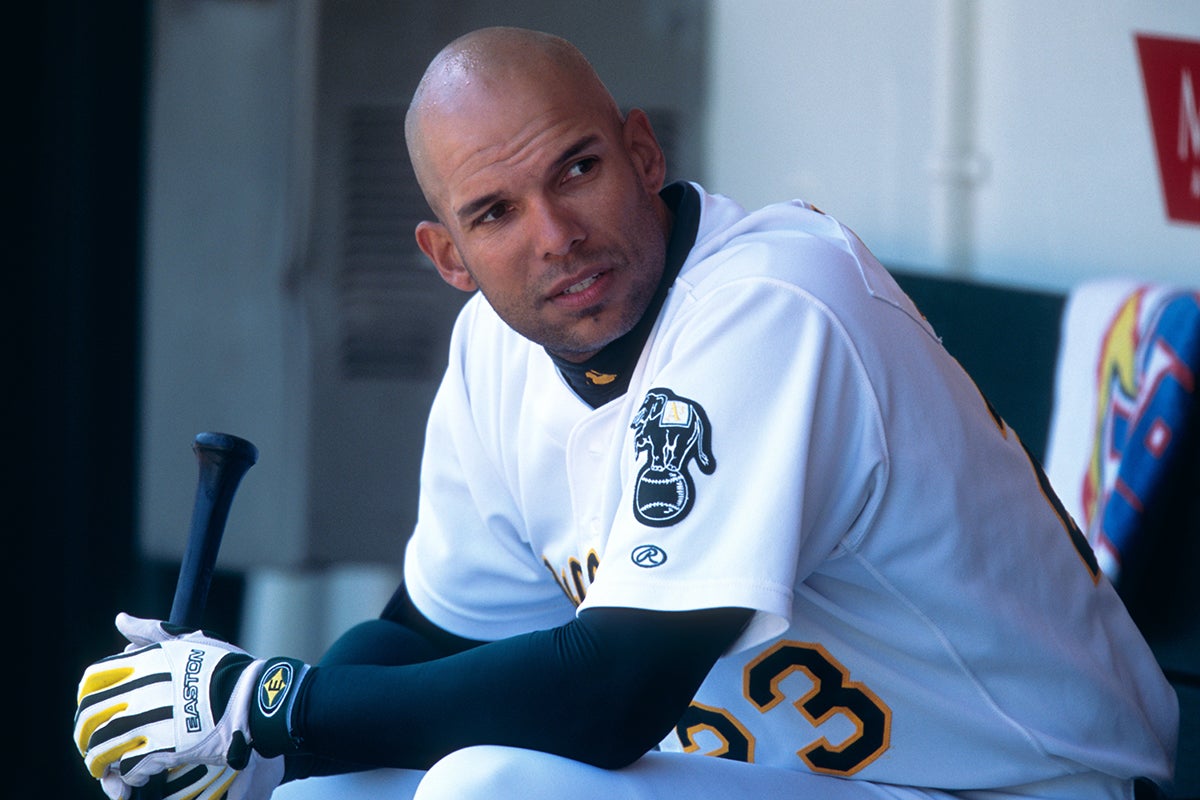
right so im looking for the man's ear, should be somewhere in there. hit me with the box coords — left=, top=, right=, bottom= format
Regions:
left=415, top=221, right=477, bottom=292
left=623, top=108, right=667, bottom=194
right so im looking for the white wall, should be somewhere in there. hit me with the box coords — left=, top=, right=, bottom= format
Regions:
left=705, top=0, right=1199, bottom=291
left=140, top=0, right=315, bottom=568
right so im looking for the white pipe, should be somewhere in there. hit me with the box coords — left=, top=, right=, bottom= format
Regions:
left=929, top=0, right=988, bottom=276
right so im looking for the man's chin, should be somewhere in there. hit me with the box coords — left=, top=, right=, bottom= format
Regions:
left=545, top=332, right=622, bottom=363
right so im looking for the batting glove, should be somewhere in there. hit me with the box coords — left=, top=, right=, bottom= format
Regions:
left=96, top=762, right=238, bottom=800
left=108, top=615, right=288, bottom=800
left=74, top=614, right=307, bottom=797
left=96, top=758, right=283, bottom=800
left=163, top=763, right=239, bottom=800
left=156, top=756, right=284, bottom=800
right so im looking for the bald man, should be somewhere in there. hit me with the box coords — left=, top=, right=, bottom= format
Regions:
left=74, top=27, right=1175, bottom=800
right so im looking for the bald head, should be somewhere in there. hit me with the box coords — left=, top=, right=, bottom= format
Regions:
left=403, top=27, right=671, bottom=360
left=405, top=27, right=622, bottom=216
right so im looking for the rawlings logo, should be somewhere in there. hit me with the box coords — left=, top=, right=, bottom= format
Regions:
left=630, top=388, right=715, bottom=526
left=631, top=544, right=668, bottom=567
left=183, top=649, right=204, bottom=733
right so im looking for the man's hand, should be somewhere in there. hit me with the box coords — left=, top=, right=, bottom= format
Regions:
left=158, top=756, right=285, bottom=800
left=73, top=614, right=303, bottom=797
left=74, top=615, right=262, bottom=787
left=162, top=763, right=239, bottom=800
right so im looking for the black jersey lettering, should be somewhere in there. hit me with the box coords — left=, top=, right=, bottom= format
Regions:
left=675, top=702, right=755, bottom=762
left=745, top=641, right=891, bottom=776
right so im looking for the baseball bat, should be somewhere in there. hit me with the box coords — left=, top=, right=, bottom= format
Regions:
left=169, top=432, right=259, bottom=628
left=133, top=431, right=259, bottom=800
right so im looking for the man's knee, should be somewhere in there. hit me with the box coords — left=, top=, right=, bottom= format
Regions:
left=414, top=746, right=579, bottom=800
left=271, top=768, right=425, bottom=800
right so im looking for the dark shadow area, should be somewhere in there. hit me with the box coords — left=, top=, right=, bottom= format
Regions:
left=18, top=2, right=153, bottom=795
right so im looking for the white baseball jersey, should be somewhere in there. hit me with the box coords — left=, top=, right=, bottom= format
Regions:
left=403, top=183, right=1177, bottom=791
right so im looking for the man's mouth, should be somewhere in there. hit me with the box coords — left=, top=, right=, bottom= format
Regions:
left=560, top=273, right=601, bottom=296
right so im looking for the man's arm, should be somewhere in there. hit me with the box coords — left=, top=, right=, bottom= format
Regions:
left=291, top=600, right=752, bottom=770
left=282, top=583, right=487, bottom=780
left=74, top=592, right=750, bottom=787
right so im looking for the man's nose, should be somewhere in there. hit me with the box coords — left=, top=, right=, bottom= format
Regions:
left=531, top=199, right=585, bottom=258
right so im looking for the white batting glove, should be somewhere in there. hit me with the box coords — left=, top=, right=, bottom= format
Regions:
left=98, top=756, right=285, bottom=800
left=114, top=612, right=242, bottom=653
left=163, top=763, right=239, bottom=800
left=157, top=757, right=284, bottom=800
left=97, top=763, right=236, bottom=800
left=90, top=615, right=286, bottom=800
left=74, top=614, right=304, bottom=797
left=225, top=752, right=286, bottom=800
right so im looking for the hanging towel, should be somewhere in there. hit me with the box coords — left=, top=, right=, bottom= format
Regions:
left=1044, top=279, right=1200, bottom=585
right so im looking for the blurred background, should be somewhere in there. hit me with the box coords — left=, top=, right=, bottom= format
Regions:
left=21, top=1, right=1198, bottom=796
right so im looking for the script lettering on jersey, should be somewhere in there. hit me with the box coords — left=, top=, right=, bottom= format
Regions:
left=543, top=550, right=600, bottom=607
left=183, top=648, right=205, bottom=733
left=630, top=388, right=716, bottom=527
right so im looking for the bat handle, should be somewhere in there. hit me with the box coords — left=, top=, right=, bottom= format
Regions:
left=132, top=432, right=257, bottom=800
left=168, top=432, right=258, bottom=628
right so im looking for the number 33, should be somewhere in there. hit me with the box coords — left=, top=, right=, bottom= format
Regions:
left=675, top=641, right=892, bottom=775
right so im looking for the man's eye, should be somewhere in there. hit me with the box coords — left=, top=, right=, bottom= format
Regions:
left=478, top=203, right=509, bottom=225
left=566, top=157, right=598, bottom=179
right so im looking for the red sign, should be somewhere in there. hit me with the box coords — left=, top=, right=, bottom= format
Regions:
left=1136, top=33, right=1200, bottom=225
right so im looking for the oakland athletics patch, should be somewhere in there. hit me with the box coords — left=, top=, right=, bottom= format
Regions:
left=630, top=388, right=716, bottom=526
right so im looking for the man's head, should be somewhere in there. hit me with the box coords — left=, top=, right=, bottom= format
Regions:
left=406, top=27, right=672, bottom=362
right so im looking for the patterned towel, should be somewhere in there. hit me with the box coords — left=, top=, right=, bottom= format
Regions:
left=1044, top=279, right=1200, bottom=584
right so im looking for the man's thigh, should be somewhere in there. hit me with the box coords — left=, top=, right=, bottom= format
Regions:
left=272, top=747, right=952, bottom=800
left=419, top=746, right=960, bottom=800
left=269, top=749, right=1130, bottom=800
left=270, top=767, right=425, bottom=800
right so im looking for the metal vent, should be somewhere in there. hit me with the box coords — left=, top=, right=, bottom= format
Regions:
left=339, top=103, right=453, bottom=380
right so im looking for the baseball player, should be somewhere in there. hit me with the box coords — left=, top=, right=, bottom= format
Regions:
left=73, top=26, right=1177, bottom=800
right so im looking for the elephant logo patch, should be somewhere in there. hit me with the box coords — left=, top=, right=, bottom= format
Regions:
left=630, top=388, right=715, bottom=526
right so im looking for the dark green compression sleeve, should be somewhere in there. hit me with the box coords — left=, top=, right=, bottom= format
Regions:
left=284, top=592, right=751, bottom=773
